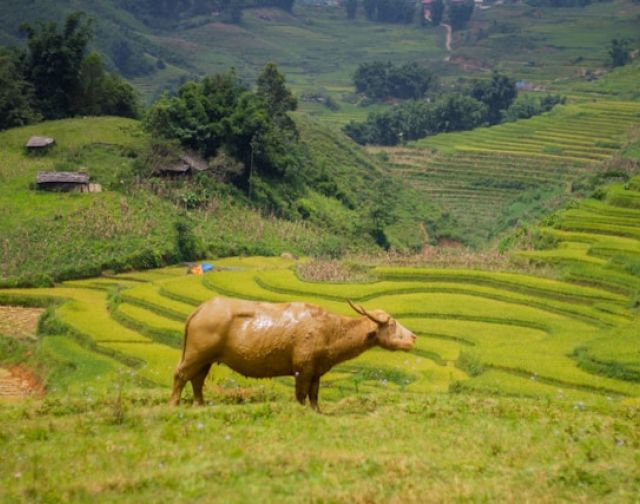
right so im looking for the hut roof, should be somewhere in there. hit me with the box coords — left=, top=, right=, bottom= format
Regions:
left=37, top=171, right=90, bottom=184
left=179, top=152, right=208, bottom=172
left=156, top=151, right=208, bottom=175
left=159, top=162, right=191, bottom=174
left=26, top=136, right=55, bottom=148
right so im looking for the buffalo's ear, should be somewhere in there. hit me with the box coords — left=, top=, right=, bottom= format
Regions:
left=366, top=330, right=377, bottom=342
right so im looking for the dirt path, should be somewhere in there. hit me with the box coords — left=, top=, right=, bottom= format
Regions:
left=0, top=306, right=45, bottom=399
left=442, top=23, right=452, bottom=61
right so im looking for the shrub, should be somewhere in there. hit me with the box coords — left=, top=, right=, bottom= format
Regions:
left=455, top=351, right=485, bottom=377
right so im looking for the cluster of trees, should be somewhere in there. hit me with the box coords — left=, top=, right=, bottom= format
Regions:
left=503, top=94, right=565, bottom=122
left=345, top=71, right=546, bottom=145
left=0, top=12, right=138, bottom=130
left=353, top=61, right=436, bottom=100
left=145, top=63, right=302, bottom=207
left=345, top=93, right=487, bottom=145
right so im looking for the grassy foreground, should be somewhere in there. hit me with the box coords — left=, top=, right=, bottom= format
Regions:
left=1, top=391, right=639, bottom=502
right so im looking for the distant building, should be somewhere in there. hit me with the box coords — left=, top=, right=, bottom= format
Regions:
left=25, top=136, right=55, bottom=151
left=155, top=152, right=209, bottom=176
left=36, top=172, right=102, bottom=193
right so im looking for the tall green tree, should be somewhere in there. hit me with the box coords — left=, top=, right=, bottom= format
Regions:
left=470, top=71, right=516, bottom=125
left=20, top=12, right=93, bottom=119
left=354, top=61, right=435, bottom=100
left=609, top=38, right=631, bottom=68
left=0, top=50, right=41, bottom=130
left=256, top=62, right=298, bottom=131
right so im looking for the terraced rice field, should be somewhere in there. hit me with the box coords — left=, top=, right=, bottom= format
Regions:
left=373, top=99, right=640, bottom=242
left=0, top=181, right=638, bottom=404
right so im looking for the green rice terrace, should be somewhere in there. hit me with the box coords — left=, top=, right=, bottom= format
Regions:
left=373, top=67, right=640, bottom=245
left=3, top=186, right=640, bottom=399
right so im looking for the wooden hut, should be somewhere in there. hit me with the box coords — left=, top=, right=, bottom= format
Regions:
left=36, top=172, right=102, bottom=193
left=156, top=152, right=208, bottom=176
left=25, top=136, right=56, bottom=151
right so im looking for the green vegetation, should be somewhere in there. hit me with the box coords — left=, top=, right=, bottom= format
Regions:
left=353, top=60, right=435, bottom=101
left=2, top=393, right=638, bottom=501
left=346, top=71, right=523, bottom=145
left=0, top=12, right=138, bottom=130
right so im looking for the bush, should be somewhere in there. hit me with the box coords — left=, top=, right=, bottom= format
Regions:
left=175, top=217, right=200, bottom=261
left=456, top=351, right=485, bottom=377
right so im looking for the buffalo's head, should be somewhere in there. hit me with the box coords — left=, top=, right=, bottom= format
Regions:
left=348, top=300, right=416, bottom=351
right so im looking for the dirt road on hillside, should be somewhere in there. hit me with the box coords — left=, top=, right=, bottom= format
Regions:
left=442, top=23, right=452, bottom=60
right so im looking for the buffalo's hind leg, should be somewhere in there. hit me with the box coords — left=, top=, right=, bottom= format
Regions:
left=170, top=360, right=208, bottom=406
left=170, top=365, right=188, bottom=406
left=191, top=363, right=213, bottom=406
left=308, top=376, right=321, bottom=412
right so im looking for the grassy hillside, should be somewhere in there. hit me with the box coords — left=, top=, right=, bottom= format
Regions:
left=457, top=0, right=640, bottom=87
left=0, top=117, right=334, bottom=286
left=3, top=0, right=637, bottom=111
left=0, top=115, right=450, bottom=286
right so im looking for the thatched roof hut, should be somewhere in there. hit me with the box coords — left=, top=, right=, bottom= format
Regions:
left=26, top=136, right=55, bottom=149
left=36, top=172, right=101, bottom=193
left=156, top=152, right=208, bottom=176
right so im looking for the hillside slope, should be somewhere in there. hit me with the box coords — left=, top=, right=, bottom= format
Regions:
left=372, top=64, right=640, bottom=246
left=0, top=115, right=449, bottom=286
left=3, top=0, right=637, bottom=107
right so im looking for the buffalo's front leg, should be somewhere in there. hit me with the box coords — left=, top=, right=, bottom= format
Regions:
left=294, top=372, right=311, bottom=406
left=308, top=376, right=320, bottom=412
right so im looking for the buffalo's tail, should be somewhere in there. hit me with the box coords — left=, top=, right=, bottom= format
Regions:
left=180, top=303, right=205, bottom=364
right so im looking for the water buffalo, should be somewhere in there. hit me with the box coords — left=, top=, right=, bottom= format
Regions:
left=169, top=296, right=416, bottom=410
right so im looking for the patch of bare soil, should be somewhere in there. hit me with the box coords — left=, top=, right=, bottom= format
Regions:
left=0, top=306, right=44, bottom=340
left=436, top=237, right=464, bottom=248
left=0, top=306, right=45, bottom=399
left=449, top=55, right=491, bottom=72
left=0, top=366, right=44, bottom=399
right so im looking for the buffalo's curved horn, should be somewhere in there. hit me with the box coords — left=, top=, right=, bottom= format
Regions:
left=346, top=299, right=390, bottom=325
left=347, top=299, right=365, bottom=316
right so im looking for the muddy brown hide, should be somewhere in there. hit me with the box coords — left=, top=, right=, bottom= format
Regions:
left=169, top=296, right=416, bottom=410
